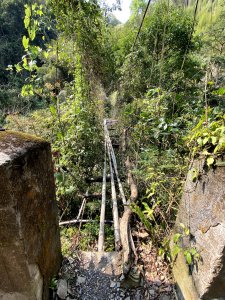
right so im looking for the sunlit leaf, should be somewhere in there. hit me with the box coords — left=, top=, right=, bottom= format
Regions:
left=22, top=36, right=29, bottom=50
left=185, top=252, right=192, bottom=265
left=207, top=156, right=214, bottom=166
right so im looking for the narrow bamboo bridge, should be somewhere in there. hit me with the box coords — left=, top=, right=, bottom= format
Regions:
left=98, top=119, right=128, bottom=252
left=59, top=119, right=134, bottom=274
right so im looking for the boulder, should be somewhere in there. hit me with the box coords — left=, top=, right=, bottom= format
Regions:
left=0, top=131, right=61, bottom=299
left=173, top=159, right=225, bottom=299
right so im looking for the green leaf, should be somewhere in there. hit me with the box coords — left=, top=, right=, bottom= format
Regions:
left=49, top=105, right=57, bottom=116
left=15, top=64, right=22, bottom=72
left=185, top=252, right=192, bottom=265
left=25, top=5, right=31, bottom=18
left=28, top=28, right=36, bottom=41
left=29, top=45, right=41, bottom=57
left=202, top=150, right=209, bottom=155
left=32, top=3, right=37, bottom=10
left=184, top=228, right=190, bottom=236
left=173, top=233, right=182, bottom=243
left=37, top=9, right=43, bottom=16
left=190, top=248, right=197, bottom=256
left=43, top=51, right=49, bottom=59
left=24, top=5, right=31, bottom=28
left=22, top=57, right=30, bottom=70
left=172, top=244, right=181, bottom=258
left=207, top=157, right=214, bottom=166
left=211, top=136, right=217, bottom=145
left=22, top=36, right=29, bottom=50
left=24, top=16, right=30, bottom=29
left=57, top=131, right=63, bottom=139
left=212, top=87, right=225, bottom=96
left=55, top=172, right=63, bottom=183
left=21, top=84, right=34, bottom=97
left=197, top=137, right=203, bottom=147
left=203, top=136, right=209, bottom=145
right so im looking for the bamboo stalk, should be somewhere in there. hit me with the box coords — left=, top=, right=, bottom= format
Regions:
left=106, top=132, right=121, bottom=251
left=105, top=125, right=127, bottom=206
left=60, top=190, right=88, bottom=227
left=59, top=219, right=113, bottom=226
left=98, top=141, right=107, bottom=252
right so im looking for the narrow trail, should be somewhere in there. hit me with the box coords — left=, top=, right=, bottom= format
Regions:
left=56, top=119, right=176, bottom=300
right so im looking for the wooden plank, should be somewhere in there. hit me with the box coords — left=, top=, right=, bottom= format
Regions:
left=98, top=142, right=107, bottom=252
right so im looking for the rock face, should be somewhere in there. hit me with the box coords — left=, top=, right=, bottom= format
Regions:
left=173, top=159, right=225, bottom=299
left=0, top=131, right=61, bottom=299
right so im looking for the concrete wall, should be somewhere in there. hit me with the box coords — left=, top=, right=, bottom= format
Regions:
left=0, top=131, right=61, bottom=299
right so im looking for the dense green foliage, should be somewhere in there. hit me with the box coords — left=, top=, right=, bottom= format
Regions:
left=0, top=0, right=27, bottom=121
left=0, top=0, right=56, bottom=122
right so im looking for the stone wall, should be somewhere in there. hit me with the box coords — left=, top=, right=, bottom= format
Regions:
left=0, top=131, right=61, bottom=299
left=172, top=159, right=225, bottom=299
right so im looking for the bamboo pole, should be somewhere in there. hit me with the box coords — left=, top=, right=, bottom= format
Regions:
left=106, top=130, right=121, bottom=251
left=98, top=141, right=107, bottom=252
left=59, top=197, right=86, bottom=226
left=59, top=219, right=113, bottom=226
left=59, top=190, right=88, bottom=227
left=105, top=125, right=127, bottom=206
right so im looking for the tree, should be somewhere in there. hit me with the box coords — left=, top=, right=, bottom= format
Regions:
left=0, top=0, right=27, bottom=83
left=118, top=1, right=201, bottom=100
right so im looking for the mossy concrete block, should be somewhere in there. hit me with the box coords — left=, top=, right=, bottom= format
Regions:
left=173, top=159, right=225, bottom=299
left=0, top=131, right=61, bottom=299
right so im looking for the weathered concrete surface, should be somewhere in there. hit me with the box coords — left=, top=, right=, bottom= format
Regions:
left=173, top=159, right=225, bottom=299
left=0, top=131, right=61, bottom=299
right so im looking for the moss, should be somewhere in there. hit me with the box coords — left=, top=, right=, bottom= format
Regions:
left=0, top=130, right=49, bottom=151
